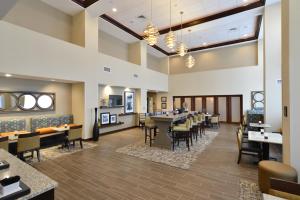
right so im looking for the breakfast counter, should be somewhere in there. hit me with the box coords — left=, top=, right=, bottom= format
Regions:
left=0, top=149, right=58, bottom=199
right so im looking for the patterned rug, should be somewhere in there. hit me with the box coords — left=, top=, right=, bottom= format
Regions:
left=240, top=180, right=263, bottom=200
left=116, top=131, right=218, bottom=169
left=24, top=141, right=98, bottom=164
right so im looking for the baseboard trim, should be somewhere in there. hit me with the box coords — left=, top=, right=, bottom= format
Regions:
left=100, top=126, right=139, bottom=136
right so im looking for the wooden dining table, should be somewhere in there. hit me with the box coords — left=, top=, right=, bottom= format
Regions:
left=248, top=131, right=282, bottom=160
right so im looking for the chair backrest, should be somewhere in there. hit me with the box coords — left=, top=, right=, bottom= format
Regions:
left=139, top=113, right=146, bottom=121
left=17, top=132, right=40, bottom=153
left=145, top=117, right=155, bottom=126
left=236, top=129, right=243, bottom=150
left=68, top=128, right=82, bottom=141
left=0, top=137, right=9, bottom=151
left=211, top=116, right=219, bottom=123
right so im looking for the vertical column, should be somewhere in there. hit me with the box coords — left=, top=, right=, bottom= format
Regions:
left=264, top=2, right=282, bottom=132
left=282, top=0, right=300, bottom=179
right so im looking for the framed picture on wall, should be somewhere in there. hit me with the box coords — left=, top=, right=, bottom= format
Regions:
left=110, top=114, right=117, bottom=124
left=161, top=103, right=167, bottom=109
left=100, top=112, right=110, bottom=125
left=161, top=97, right=167, bottom=102
left=124, top=91, right=134, bottom=113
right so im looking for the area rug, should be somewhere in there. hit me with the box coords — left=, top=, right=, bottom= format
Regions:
left=116, top=131, right=218, bottom=169
left=239, top=180, right=263, bottom=200
left=24, top=141, right=98, bottom=164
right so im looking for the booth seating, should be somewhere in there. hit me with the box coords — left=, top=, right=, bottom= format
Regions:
left=32, top=115, right=76, bottom=134
left=258, top=161, right=298, bottom=194
left=0, top=119, right=27, bottom=136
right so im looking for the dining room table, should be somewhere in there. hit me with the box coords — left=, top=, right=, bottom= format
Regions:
left=248, top=131, right=282, bottom=160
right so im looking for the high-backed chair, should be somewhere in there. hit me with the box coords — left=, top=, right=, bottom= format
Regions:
left=236, top=128, right=262, bottom=164
left=17, top=132, right=40, bottom=162
left=138, top=113, right=146, bottom=129
left=65, top=126, right=83, bottom=149
left=172, top=118, right=192, bottom=151
left=0, top=137, right=9, bottom=151
left=211, top=115, right=220, bottom=128
left=144, top=117, right=157, bottom=146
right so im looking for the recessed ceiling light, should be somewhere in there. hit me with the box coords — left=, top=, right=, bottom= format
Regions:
left=112, top=8, right=117, bottom=12
left=243, top=34, right=249, bottom=38
left=5, top=74, right=12, bottom=77
left=202, top=42, right=207, bottom=46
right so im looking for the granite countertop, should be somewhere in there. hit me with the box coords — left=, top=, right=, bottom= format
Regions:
left=151, top=113, right=188, bottom=122
left=0, top=149, right=58, bottom=199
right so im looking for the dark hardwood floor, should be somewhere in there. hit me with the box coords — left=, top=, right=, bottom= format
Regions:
left=34, top=124, right=258, bottom=200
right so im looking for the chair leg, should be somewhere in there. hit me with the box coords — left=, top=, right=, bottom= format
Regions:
left=80, top=139, right=83, bottom=149
left=186, top=134, right=190, bottom=151
left=144, top=128, right=147, bottom=144
left=36, top=149, right=41, bottom=162
left=73, top=141, right=75, bottom=147
left=172, top=132, right=175, bottom=151
left=190, top=132, right=193, bottom=146
left=149, top=129, right=152, bottom=147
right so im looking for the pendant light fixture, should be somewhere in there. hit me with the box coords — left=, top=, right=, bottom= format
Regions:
left=176, top=11, right=187, bottom=57
left=143, top=0, right=160, bottom=46
left=164, top=0, right=176, bottom=49
left=185, top=29, right=195, bottom=68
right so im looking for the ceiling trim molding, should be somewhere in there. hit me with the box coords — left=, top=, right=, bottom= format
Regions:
left=159, top=0, right=266, bottom=34
left=71, top=0, right=99, bottom=8
left=100, top=1, right=265, bottom=56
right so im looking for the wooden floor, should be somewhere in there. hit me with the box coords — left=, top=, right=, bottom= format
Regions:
left=34, top=124, right=258, bottom=200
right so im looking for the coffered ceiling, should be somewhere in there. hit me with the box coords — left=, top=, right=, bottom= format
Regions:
left=42, top=0, right=266, bottom=57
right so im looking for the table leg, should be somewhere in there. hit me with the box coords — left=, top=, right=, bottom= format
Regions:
left=262, top=143, right=270, bottom=160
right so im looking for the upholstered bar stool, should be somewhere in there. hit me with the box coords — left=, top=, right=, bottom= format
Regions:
left=17, top=132, right=41, bottom=162
left=0, top=137, right=9, bottom=151
left=172, top=118, right=192, bottom=151
left=144, top=117, right=157, bottom=147
left=258, top=161, right=298, bottom=193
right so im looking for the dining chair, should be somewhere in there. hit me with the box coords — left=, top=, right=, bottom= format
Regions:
left=211, top=115, right=220, bottom=128
left=65, top=126, right=83, bottom=149
left=0, top=137, right=9, bottom=151
left=144, top=117, right=157, bottom=147
left=236, top=128, right=262, bottom=164
left=17, top=132, right=40, bottom=162
left=139, top=113, right=146, bottom=129
left=172, top=118, right=192, bottom=151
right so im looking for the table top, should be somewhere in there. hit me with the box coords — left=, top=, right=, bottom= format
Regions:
left=0, top=149, right=58, bottom=199
left=248, top=131, right=282, bottom=144
left=151, top=113, right=188, bottom=122
left=249, top=123, right=272, bottom=128
left=263, top=193, right=286, bottom=200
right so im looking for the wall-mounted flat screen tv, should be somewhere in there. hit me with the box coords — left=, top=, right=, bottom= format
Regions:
left=109, top=95, right=123, bottom=107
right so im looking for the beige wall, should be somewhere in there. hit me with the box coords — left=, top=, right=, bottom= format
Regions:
left=72, top=11, right=85, bottom=47
left=169, top=42, right=258, bottom=74
left=0, top=77, right=72, bottom=131
left=147, top=54, right=169, bottom=74
left=3, top=0, right=72, bottom=42
left=99, top=31, right=129, bottom=61
left=282, top=0, right=300, bottom=180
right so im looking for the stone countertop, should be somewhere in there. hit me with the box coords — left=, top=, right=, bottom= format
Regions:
left=0, top=149, right=58, bottom=199
left=151, top=113, right=188, bottom=122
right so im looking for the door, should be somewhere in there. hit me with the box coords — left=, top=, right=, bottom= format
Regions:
left=218, top=97, right=227, bottom=122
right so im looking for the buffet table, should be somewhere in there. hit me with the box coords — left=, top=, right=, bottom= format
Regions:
left=0, top=149, right=58, bottom=199
left=151, top=113, right=188, bottom=149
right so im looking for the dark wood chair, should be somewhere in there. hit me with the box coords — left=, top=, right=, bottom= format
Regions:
left=144, top=117, right=157, bottom=147
left=139, top=113, right=146, bottom=129
left=17, top=132, right=40, bottom=162
left=236, top=129, right=262, bottom=164
left=172, top=118, right=192, bottom=151
left=0, top=136, right=9, bottom=151
left=269, top=178, right=300, bottom=199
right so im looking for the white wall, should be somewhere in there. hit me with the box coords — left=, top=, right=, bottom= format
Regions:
left=0, top=21, right=168, bottom=138
left=168, top=66, right=264, bottom=113
left=264, top=2, right=282, bottom=132
left=282, top=0, right=300, bottom=181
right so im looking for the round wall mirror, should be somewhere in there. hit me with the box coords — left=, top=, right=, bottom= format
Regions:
left=37, top=95, right=53, bottom=109
left=254, top=92, right=264, bottom=102
left=0, top=93, right=17, bottom=111
left=254, top=102, right=264, bottom=109
left=18, top=94, right=36, bottom=110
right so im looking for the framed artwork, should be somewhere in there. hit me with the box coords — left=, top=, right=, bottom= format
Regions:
left=124, top=91, right=134, bottom=113
left=161, top=103, right=167, bottom=109
left=100, top=112, right=110, bottom=125
left=110, top=114, right=117, bottom=124
left=161, top=97, right=167, bottom=102
left=251, top=91, right=264, bottom=110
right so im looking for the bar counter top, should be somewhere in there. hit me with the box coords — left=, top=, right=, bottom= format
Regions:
left=0, top=149, right=58, bottom=199
left=150, top=113, right=189, bottom=122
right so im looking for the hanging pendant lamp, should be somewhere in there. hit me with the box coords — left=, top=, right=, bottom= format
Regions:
left=164, top=0, right=176, bottom=49
left=185, top=29, right=195, bottom=68
left=143, top=0, right=160, bottom=46
left=176, top=11, right=187, bottom=57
